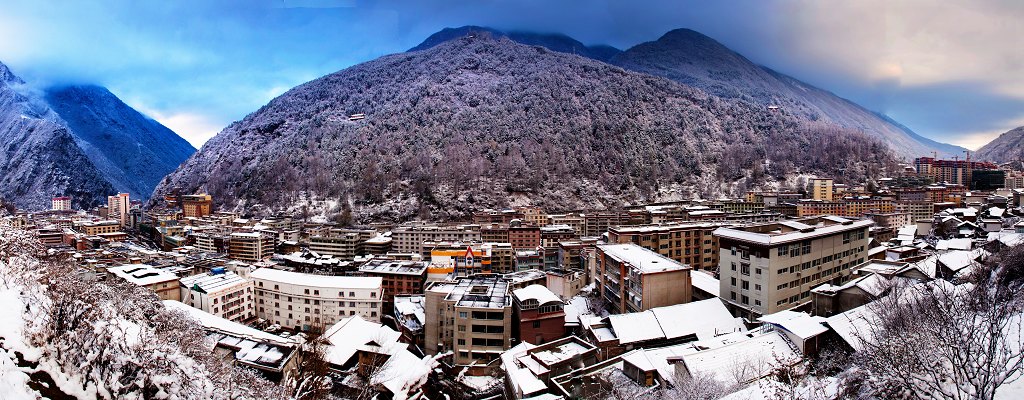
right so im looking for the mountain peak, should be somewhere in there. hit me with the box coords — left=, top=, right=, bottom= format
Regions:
left=0, top=60, right=25, bottom=85
left=410, top=25, right=621, bottom=62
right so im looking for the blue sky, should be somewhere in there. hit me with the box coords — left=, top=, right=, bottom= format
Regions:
left=1, top=0, right=1021, bottom=150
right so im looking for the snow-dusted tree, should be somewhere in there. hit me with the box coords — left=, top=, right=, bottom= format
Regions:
left=849, top=258, right=1024, bottom=400
left=286, top=333, right=333, bottom=400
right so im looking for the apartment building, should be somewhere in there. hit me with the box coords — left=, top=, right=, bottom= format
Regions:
left=357, top=259, right=428, bottom=313
left=512, top=284, right=565, bottom=345
left=713, top=216, right=872, bottom=320
left=181, top=194, right=213, bottom=218
left=391, top=225, right=481, bottom=254
left=606, top=223, right=723, bottom=272
left=52, top=196, right=71, bottom=211
left=508, top=224, right=541, bottom=250
left=424, top=274, right=513, bottom=367
left=228, top=232, right=274, bottom=262
left=796, top=200, right=845, bottom=217
left=480, top=224, right=511, bottom=243
left=809, top=178, right=834, bottom=201
left=914, top=157, right=998, bottom=188
left=107, top=264, right=181, bottom=301
left=108, top=193, right=131, bottom=227
left=595, top=244, right=691, bottom=314
left=251, top=268, right=383, bottom=331
left=424, top=242, right=518, bottom=280
left=192, top=232, right=230, bottom=254
left=179, top=268, right=255, bottom=323
left=865, top=212, right=912, bottom=230
left=582, top=212, right=630, bottom=237
left=80, top=220, right=121, bottom=236
left=308, top=228, right=376, bottom=259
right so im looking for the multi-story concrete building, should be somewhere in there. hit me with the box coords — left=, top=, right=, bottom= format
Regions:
left=914, top=157, right=998, bottom=188
left=107, top=264, right=181, bottom=301
left=424, top=242, right=518, bottom=280
left=606, top=223, right=723, bottom=272
left=308, top=228, right=376, bottom=260
left=424, top=274, right=513, bottom=368
left=391, top=225, right=481, bottom=254
left=357, top=259, right=428, bottom=313
left=51, top=196, right=71, bottom=211
left=512, top=284, right=565, bottom=345
left=192, top=232, right=230, bottom=254
left=582, top=212, right=630, bottom=237
left=595, top=244, right=692, bottom=314
left=508, top=224, right=541, bottom=250
left=107, top=193, right=131, bottom=227
left=80, top=220, right=121, bottom=236
left=809, top=178, right=834, bottom=201
left=896, top=201, right=937, bottom=223
left=796, top=200, right=845, bottom=217
left=252, top=268, right=383, bottom=331
left=843, top=196, right=895, bottom=217
left=713, top=216, right=873, bottom=320
left=480, top=224, right=511, bottom=243
left=865, top=211, right=912, bottom=230
left=181, top=194, right=213, bottom=218
left=179, top=268, right=255, bottom=323
left=228, top=232, right=274, bottom=262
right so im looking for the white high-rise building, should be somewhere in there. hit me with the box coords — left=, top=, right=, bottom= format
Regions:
left=107, top=193, right=130, bottom=227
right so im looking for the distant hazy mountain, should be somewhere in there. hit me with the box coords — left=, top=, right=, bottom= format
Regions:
left=45, top=85, right=195, bottom=200
left=0, top=61, right=194, bottom=209
left=0, top=62, right=115, bottom=209
left=976, top=126, right=1024, bottom=163
left=609, top=28, right=965, bottom=159
left=410, top=26, right=622, bottom=62
left=156, top=35, right=894, bottom=221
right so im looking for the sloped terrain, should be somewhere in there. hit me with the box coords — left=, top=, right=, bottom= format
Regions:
left=156, top=35, right=894, bottom=221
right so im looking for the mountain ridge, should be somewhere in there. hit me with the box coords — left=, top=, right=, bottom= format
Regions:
left=976, top=126, right=1024, bottom=163
left=609, top=28, right=965, bottom=159
left=0, top=61, right=194, bottom=209
left=155, top=35, right=895, bottom=221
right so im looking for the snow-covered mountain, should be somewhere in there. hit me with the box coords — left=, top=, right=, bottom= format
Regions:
left=155, top=33, right=895, bottom=221
left=608, top=28, right=965, bottom=159
left=0, top=61, right=194, bottom=209
left=45, top=85, right=196, bottom=200
left=976, top=126, right=1024, bottom=163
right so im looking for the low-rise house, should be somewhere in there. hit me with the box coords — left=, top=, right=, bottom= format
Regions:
left=164, top=300, right=297, bottom=381
left=513, top=284, right=565, bottom=345
left=107, top=264, right=181, bottom=301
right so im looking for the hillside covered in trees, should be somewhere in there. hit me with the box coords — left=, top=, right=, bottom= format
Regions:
left=155, top=34, right=895, bottom=222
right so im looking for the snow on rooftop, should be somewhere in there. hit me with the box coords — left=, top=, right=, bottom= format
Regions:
left=251, top=267, right=382, bottom=289
left=691, top=270, right=720, bottom=297
left=936, top=238, right=972, bottom=251
left=180, top=271, right=249, bottom=293
left=163, top=300, right=292, bottom=345
left=682, top=331, right=800, bottom=384
left=758, top=311, right=828, bottom=340
left=650, top=299, right=744, bottom=340
left=597, top=243, right=689, bottom=273
left=322, top=315, right=402, bottom=367
left=513, top=284, right=562, bottom=305
left=608, top=311, right=665, bottom=344
left=107, top=264, right=179, bottom=286
left=714, top=218, right=873, bottom=246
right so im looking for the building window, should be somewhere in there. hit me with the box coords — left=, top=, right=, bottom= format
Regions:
left=741, top=280, right=749, bottom=290
left=740, top=263, right=750, bottom=276
left=730, top=277, right=736, bottom=286
left=459, top=312, right=468, bottom=318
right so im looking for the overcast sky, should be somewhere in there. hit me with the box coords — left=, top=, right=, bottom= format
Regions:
left=1, top=0, right=1020, bottom=150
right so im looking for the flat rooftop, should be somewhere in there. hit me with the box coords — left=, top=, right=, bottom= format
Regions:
left=597, top=243, right=689, bottom=274
left=445, top=274, right=511, bottom=309
left=713, top=215, right=873, bottom=246
left=358, top=259, right=428, bottom=275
